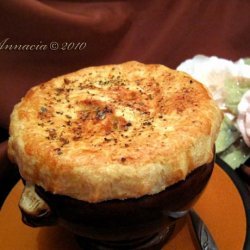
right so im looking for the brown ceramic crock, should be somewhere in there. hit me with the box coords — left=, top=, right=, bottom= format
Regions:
left=19, top=157, right=214, bottom=250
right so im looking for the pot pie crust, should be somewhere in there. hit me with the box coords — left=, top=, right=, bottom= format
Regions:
left=8, top=61, right=222, bottom=203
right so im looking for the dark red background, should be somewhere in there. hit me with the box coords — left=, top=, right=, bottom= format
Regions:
left=1, top=0, right=250, bottom=129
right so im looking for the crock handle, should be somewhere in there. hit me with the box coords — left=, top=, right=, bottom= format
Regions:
left=19, top=183, right=57, bottom=227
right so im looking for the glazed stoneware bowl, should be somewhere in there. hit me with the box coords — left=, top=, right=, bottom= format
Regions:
left=19, top=157, right=214, bottom=250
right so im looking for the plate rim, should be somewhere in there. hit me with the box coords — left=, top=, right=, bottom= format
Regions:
left=216, top=157, right=250, bottom=250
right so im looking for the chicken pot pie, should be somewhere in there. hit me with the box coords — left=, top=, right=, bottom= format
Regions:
left=8, top=61, right=222, bottom=203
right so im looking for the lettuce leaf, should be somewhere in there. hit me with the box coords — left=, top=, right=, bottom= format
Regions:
left=215, top=117, right=241, bottom=153
left=244, top=58, right=250, bottom=65
left=218, top=139, right=250, bottom=169
left=224, top=77, right=250, bottom=115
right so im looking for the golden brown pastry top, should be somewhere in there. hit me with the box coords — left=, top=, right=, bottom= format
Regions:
left=8, top=61, right=222, bottom=202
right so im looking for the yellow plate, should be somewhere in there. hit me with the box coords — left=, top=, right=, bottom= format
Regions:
left=0, top=164, right=246, bottom=250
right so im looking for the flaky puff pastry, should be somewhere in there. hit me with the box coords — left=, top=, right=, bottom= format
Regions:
left=8, top=61, right=222, bottom=203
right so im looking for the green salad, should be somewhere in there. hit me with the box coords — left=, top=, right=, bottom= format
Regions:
left=215, top=59, right=250, bottom=169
